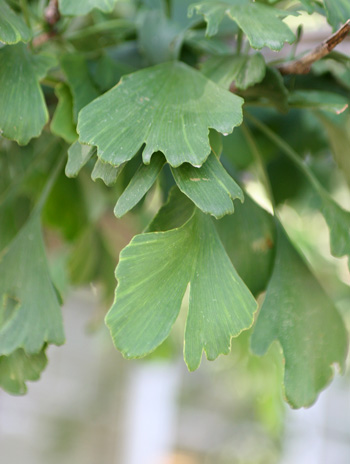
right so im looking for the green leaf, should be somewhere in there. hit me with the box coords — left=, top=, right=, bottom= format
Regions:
left=91, top=159, right=123, bottom=186
left=323, top=0, right=350, bottom=30
left=251, top=223, right=348, bottom=408
left=0, top=0, right=31, bottom=44
left=0, top=44, right=56, bottom=145
left=59, top=0, right=118, bottom=16
left=171, top=153, right=243, bottom=218
left=61, top=54, right=100, bottom=122
left=114, top=152, right=165, bottom=217
left=288, top=90, right=349, bottom=114
left=105, top=210, right=256, bottom=370
left=65, top=141, right=96, bottom=178
left=77, top=61, right=244, bottom=168
left=201, top=53, right=266, bottom=90
left=51, top=83, right=77, bottom=144
left=216, top=194, right=275, bottom=296
left=0, top=213, right=65, bottom=355
left=0, top=348, right=47, bottom=395
left=189, top=0, right=297, bottom=50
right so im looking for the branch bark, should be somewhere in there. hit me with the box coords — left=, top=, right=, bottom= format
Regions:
left=279, top=20, right=350, bottom=75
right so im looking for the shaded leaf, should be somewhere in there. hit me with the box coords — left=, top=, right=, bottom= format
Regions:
left=91, top=159, right=123, bottom=186
left=59, top=0, right=118, bottom=16
left=251, top=223, right=348, bottom=408
left=78, top=61, right=244, bottom=168
left=288, top=90, right=349, bottom=114
left=51, top=83, right=77, bottom=144
left=171, top=153, right=243, bottom=218
left=0, top=0, right=31, bottom=44
left=105, top=210, right=256, bottom=370
left=0, top=213, right=65, bottom=355
left=189, top=0, right=297, bottom=50
left=115, top=153, right=165, bottom=217
left=65, top=141, right=96, bottom=178
left=201, top=53, right=266, bottom=90
left=216, top=194, right=275, bottom=296
left=323, top=0, right=350, bottom=30
left=0, top=44, right=56, bottom=144
left=61, top=54, right=100, bottom=122
left=0, top=348, right=47, bottom=395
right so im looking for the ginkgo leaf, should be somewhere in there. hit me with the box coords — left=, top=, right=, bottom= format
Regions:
left=51, top=83, right=77, bottom=144
left=201, top=53, right=266, bottom=90
left=114, top=153, right=165, bottom=217
left=216, top=193, right=275, bottom=296
left=189, top=0, right=297, bottom=50
left=288, top=90, right=349, bottom=114
left=0, top=348, right=47, bottom=395
left=65, top=141, right=96, bottom=178
left=251, top=223, right=348, bottom=408
left=91, top=159, right=123, bottom=186
left=0, top=44, right=56, bottom=145
left=0, top=0, right=31, bottom=44
left=105, top=209, right=256, bottom=370
left=77, top=61, right=244, bottom=168
left=61, top=54, right=100, bottom=122
left=0, top=213, right=65, bottom=355
left=323, top=0, right=350, bottom=30
left=171, top=153, right=243, bottom=218
left=59, top=0, right=118, bottom=16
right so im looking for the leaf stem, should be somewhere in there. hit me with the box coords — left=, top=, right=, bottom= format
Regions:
left=236, top=29, right=243, bottom=54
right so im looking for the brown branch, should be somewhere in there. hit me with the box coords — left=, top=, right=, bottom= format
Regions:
left=279, top=20, right=350, bottom=75
left=32, top=0, right=60, bottom=47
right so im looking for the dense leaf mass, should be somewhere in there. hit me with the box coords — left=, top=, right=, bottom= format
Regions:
left=0, top=0, right=349, bottom=408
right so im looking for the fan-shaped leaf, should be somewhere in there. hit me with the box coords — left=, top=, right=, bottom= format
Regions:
left=0, top=0, right=31, bottom=44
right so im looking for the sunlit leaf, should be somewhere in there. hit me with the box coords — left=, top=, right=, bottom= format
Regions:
left=0, top=0, right=31, bottom=44
left=251, top=223, right=348, bottom=408
left=0, top=44, right=56, bottom=144
left=78, top=61, right=244, bottom=168
left=171, top=153, right=243, bottom=218
left=201, top=53, right=266, bottom=90
left=0, top=348, right=47, bottom=395
left=105, top=210, right=256, bottom=370
left=59, top=0, right=118, bottom=16
left=189, top=0, right=297, bottom=50
left=0, top=213, right=65, bottom=355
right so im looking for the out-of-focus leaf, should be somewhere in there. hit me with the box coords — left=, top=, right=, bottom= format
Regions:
left=115, top=153, right=165, bottom=217
left=65, top=141, right=96, bottom=178
left=242, top=67, right=289, bottom=112
left=51, top=83, right=77, bottom=144
left=0, top=0, right=31, bottom=44
left=323, top=0, right=350, bottom=30
left=91, top=159, right=123, bottom=186
left=251, top=223, right=348, bottom=408
left=61, top=54, right=100, bottom=122
left=0, top=213, right=64, bottom=355
left=0, top=44, right=55, bottom=145
left=201, top=53, right=266, bottom=90
left=189, top=0, right=297, bottom=50
left=216, top=194, right=275, bottom=295
left=106, top=210, right=256, bottom=370
left=288, top=90, right=349, bottom=114
left=77, top=61, right=244, bottom=168
left=59, top=0, right=118, bottom=16
left=0, top=348, right=47, bottom=395
left=171, top=153, right=243, bottom=218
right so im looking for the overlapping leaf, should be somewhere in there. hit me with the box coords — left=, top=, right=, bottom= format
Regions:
left=323, top=0, right=350, bottom=30
left=201, top=53, right=266, bottom=90
left=189, top=0, right=297, bottom=50
left=92, top=159, right=123, bottom=186
left=0, top=44, right=56, bottom=144
left=0, top=348, right=47, bottom=395
left=65, top=141, right=96, bottom=178
left=171, top=153, right=243, bottom=218
left=78, top=61, right=244, bottom=168
left=106, top=209, right=256, bottom=370
left=0, top=0, right=31, bottom=44
left=51, top=83, right=77, bottom=144
left=0, top=213, right=65, bottom=355
left=251, top=223, right=348, bottom=408
left=59, top=0, right=118, bottom=16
